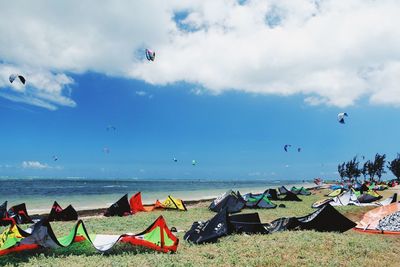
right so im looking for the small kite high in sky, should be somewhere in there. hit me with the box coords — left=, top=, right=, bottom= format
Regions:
left=284, top=144, right=291, bottom=152
left=337, top=112, right=348, bottom=124
left=145, top=49, right=155, bottom=61
left=192, top=160, right=196, bottom=166
left=9, top=74, right=26, bottom=85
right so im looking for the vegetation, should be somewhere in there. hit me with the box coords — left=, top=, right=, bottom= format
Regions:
left=361, top=161, right=369, bottom=182
left=341, top=153, right=388, bottom=182
left=388, top=154, right=400, bottom=181
left=337, top=162, right=346, bottom=181
left=344, top=157, right=361, bottom=182
left=338, top=157, right=361, bottom=182
left=373, top=153, right=386, bottom=182
left=1, top=189, right=400, bottom=267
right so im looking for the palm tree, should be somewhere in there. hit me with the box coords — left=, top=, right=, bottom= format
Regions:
left=365, top=160, right=376, bottom=182
left=388, top=154, right=400, bottom=181
left=361, top=161, right=369, bottom=182
left=337, top=162, right=346, bottom=181
left=344, top=156, right=361, bottom=183
left=373, top=153, right=386, bottom=182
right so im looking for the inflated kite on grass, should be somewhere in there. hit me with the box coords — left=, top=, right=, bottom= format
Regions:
left=0, top=216, right=178, bottom=256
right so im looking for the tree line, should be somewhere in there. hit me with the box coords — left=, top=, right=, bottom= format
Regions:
left=337, top=153, right=400, bottom=183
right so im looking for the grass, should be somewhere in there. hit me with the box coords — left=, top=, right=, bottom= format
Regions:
left=1, top=188, right=400, bottom=267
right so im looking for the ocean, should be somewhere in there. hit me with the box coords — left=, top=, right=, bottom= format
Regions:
left=0, top=178, right=312, bottom=213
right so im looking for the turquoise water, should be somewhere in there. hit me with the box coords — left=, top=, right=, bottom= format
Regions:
left=0, top=178, right=313, bottom=213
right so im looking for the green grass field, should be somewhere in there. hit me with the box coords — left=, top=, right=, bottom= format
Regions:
left=1, top=188, right=400, bottom=267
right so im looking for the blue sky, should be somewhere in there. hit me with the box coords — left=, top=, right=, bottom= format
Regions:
left=1, top=72, right=400, bottom=180
left=1, top=1, right=400, bottom=180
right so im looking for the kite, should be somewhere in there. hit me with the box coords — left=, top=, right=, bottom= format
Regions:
left=284, top=145, right=291, bottom=152
left=145, top=49, right=155, bottom=61
left=9, top=74, right=26, bottom=85
left=0, top=216, right=178, bottom=256
left=337, top=112, right=348, bottom=124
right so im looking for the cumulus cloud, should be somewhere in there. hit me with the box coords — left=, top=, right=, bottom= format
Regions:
left=1, top=0, right=400, bottom=108
left=21, top=161, right=50, bottom=169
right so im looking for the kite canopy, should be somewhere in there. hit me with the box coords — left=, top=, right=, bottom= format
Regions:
left=326, top=188, right=344, bottom=197
left=106, top=125, right=116, bottom=131
left=185, top=204, right=355, bottom=244
left=157, top=196, right=187, bottom=211
left=48, top=201, right=78, bottom=222
left=357, top=191, right=382, bottom=203
left=9, top=74, right=25, bottom=85
left=130, top=192, right=156, bottom=213
left=284, top=144, right=291, bottom=152
left=280, top=191, right=302, bottom=202
left=6, top=203, right=32, bottom=225
left=145, top=49, right=155, bottom=61
left=264, top=189, right=279, bottom=200
left=291, top=186, right=311, bottom=196
left=243, top=193, right=277, bottom=209
left=0, top=201, right=12, bottom=226
left=184, top=208, right=230, bottom=244
left=267, top=204, right=356, bottom=233
left=354, top=202, right=400, bottom=234
left=278, top=186, right=290, bottom=195
left=0, top=216, right=178, bottom=256
left=337, top=112, right=348, bottom=124
left=313, top=191, right=396, bottom=209
left=129, top=192, right=187, bottom=213
left=209, top=190, right=246, bottom=213
left=104, top=194, right=131, bottom=217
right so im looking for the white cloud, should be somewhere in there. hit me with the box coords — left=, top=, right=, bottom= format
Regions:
left=21, top=161, right=50, bottom=169
left=1, top=0, right=400, bottom=108
left=0, top=64, right=75, bottom=110
left=135, top=91, right=147, bottom=96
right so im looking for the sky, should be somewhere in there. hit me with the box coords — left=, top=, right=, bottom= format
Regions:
left=0, top=0, right=400, bottom=180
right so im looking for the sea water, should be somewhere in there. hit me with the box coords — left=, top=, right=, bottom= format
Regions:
left=0, top=178, right=313, bottom=213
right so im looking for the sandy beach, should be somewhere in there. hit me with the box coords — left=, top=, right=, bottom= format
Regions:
left=25, top=181, right=316, bottom=217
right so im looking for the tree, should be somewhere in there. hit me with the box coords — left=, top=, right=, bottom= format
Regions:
left=361, top=161, right=369, bottom=182
left=337, top=162, right=346, bottom=181
left=388, top=154, right=400, bottom=181
left=364, top=160, right=376, bottom=182
left=373, top=153, right=386, bottom=182
left=344, top=156, right=361, bottom=182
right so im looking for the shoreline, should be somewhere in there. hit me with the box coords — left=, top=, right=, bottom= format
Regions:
left=3, top=180, right=316, bottom=214
left=28, top=182, right=319, bottom=219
